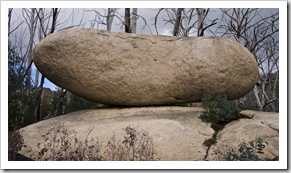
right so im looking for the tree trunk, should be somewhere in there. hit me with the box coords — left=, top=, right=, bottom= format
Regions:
left=173, top=8, right=183, bottom=36
left=253, top=85, right=264, bottom=111
left=25, top=8, right=38, bottom=90
left=34, top=8, right=44, bottom=88
left=106, top=8, right=116, bottom=31
left=197, top=8, right=206, bottom=36
left=8, top=8, right=13, bottom=36
left=125, top=8, right=131, bottom=33
left=35, top=8, right=59, bottom=121
left=36, top=75, right=45, bottom=121
left=34, top=69, right=39, bottom=88
left=131, top=8, right=138, bottom=33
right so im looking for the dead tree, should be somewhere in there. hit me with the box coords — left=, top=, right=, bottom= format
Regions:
left=35, top=8, right=60, bottom=121
left=218, top=8, right=279, bottom=111
left=124, top=8, right=131, bottom=33
left=154, top=8, right=217, bottom=36
left=173, top=8, right=183, bottom=36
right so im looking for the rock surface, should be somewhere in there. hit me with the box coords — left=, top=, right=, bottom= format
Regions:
left=33, top=28, right=258, bottom=106
left=19, top=107, right=278, bottom=161
left=19, top=106, right=213, bottom=161
left=207, top=112, right=279, bottom=160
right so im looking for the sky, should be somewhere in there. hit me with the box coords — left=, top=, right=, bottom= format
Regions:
left=8, top=8, right=279, bottom=90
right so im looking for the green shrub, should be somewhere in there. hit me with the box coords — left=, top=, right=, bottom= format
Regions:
left=200, top=91, right=241, bottom=124
left=8, top=129, right=26, bottom=161
left=200, top=91, right=242, bottom=150
left=226, top=138, right=272, bottom=161
left=203, top=138, right=217, bottom=148
left=65, top=93, right=102, bottom=114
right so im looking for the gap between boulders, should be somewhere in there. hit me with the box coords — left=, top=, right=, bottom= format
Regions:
left=202, top=113, right=252, bottom=160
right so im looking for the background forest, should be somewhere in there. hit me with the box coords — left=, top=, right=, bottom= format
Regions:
left=8, top=8, right=279, bottom=131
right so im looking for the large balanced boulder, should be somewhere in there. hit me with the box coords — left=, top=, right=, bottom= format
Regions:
left=33, top=28, right=258, bottom=106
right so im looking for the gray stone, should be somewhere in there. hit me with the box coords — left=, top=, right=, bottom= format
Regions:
left=19, top=107, right=279, bottom=161
left=19, top=106, right=214, bottom=161
left=206, top=112, right=279, bottom=160
left=33, top=28, right=258, bottom=106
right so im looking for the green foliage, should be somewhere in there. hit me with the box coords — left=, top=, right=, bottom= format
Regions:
left=203, top=138, right=217, bottom=148
left=226, top=138, right=272, bottom=161
left=65, top=93, right=102, bottom=113
left=8, top=42, right=38, bottom=130
left=8, top=42, right=24, bottom=130
left=8, top=129, right=26, bottom=160
left=200, top=91, right=242, bottom=150
left=200, top=91, right=241, bottom=124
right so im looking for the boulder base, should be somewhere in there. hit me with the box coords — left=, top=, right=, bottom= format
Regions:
left=19, top=107, right=278, bottom=161
left=19, top=106, right=213, bottom=161
left=207, top=113, right=279, bottom=161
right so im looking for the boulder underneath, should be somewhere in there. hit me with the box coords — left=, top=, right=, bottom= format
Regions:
left=19, top=106, right=279, bottom=161
left=207, top=112, right=279, bottom=161
left=19, top=106, right=213, bottom=161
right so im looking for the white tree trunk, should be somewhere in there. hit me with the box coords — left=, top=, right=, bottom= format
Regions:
left=197, top=8, right=205, bottom=36
left=173, top=8, right=183, bottom=36
left=107, top=8, right=116, bottom=31
left=8, top=8, right=13, bottom=36
left=131, top=8, right=138, bottom=33
left=34, top=8, right=45, bottom=88
left=25, top=8, right=38, bottom=89
left=253, top=85, right=264, bottom=111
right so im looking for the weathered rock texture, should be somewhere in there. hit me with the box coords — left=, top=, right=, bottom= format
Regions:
left=33, top=28, right=258, bottom=106
left=19, top=106, right=213, bottom=161
left=19, top=107, right=278, bottom=161
left=207, top=112, right=279, bottom=161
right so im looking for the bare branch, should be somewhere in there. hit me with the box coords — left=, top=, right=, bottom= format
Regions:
left=173, top=8, right=183, bottom=36
left=154, top=8, right=164, bottom=35
left=9, top=21, right=24, bottom=36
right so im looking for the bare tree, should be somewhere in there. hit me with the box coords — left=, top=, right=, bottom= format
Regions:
left=218, top=8, right=279, bottom=111
left=253, top=36, right=279, bottom=111
left=89, top=8, right=148, bottom=33
left=124, top=8, right=131, bottom=33
left=35, top=8, right=60, bottom=120
left=106, top=8, right=117, bottom=31
left=154, top=8, right=217, bottom=36
left=173, top=8, right=183, bottom=36
left=22, top=8, right=39, bottom=90
left=8, top=8, right=13, bottom=36
left=33, top=8, right=45, bottom=88
left=196, top=8, right=217, bottom=36
left=131, top=8, right=138, bottom=33
left=9, top=8, right=25, bottom=37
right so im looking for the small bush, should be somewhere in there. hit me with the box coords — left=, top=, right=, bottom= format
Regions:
left=226, top=138, right=272, bottom=161
left=8, top=129, right=26, bottom=161
left=200, top=91, right=242, bottom=151
left=200, top=91, right=241, bottom=124
left=104, top=125, right=157, bottom=161
left=29, top=124, right=157, bottom=161
left=30, top=124, right=101, bottom=161
left=203, top=138, right=217, bottom=148
left=65, top=93, right=102, bottom=114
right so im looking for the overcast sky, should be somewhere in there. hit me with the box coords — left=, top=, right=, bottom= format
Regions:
left=8, top=8, right=279, bottom=90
